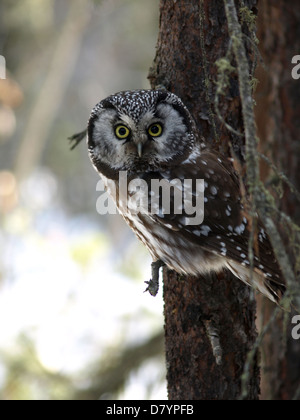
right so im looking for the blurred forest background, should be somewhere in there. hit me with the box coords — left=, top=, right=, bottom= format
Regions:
left=0, top=0, right=167, bottom=400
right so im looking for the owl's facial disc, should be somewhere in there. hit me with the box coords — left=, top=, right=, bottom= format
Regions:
left=88, top=90, right=197, bottom=179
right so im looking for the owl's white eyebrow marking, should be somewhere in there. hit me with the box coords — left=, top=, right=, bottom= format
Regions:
left=118, top=113, right=135, bottom=129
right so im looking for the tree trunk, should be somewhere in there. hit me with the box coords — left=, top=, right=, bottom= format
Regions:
left=255, top=0, right=300, bottom=400
left=149, top=0, right=260, bottom=400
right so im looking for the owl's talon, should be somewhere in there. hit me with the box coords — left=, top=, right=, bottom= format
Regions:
left=144, top=260, right=165, bottom=297
left=144, top=280, right=158, bottom=297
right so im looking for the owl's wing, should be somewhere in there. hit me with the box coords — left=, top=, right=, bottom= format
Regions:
left=147, top=150, right=285, bottom=298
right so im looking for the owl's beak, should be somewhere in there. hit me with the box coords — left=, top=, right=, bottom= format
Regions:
left=137, top=143, right=143, bottom=158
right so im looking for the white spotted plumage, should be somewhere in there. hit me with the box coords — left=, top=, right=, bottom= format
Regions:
left=86, top=89, right=285, bottom=304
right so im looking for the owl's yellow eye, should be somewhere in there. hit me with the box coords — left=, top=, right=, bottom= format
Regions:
left=148, top=123, right=163, bottom=137
left=115, top=125, right=130, bottom=140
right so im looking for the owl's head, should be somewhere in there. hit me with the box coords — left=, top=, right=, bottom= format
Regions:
left=87, top=90, right=199, bottom=180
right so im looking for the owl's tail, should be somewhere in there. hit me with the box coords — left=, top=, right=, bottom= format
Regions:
left=225, top=260, right=286, bottom=304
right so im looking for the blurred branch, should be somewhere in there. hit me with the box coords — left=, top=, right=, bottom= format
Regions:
left=72, top=330, right=164, bottom=400
left=0, top=331, right=164, bottom=400
left=14, top=0, right=92, bottom=181
left=0, top=335, right=71, bottom=400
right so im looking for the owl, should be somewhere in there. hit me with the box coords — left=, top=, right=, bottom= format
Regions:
left=72, top=89, right=285, bottom=304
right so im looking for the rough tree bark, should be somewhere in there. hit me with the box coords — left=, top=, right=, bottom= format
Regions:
left=255, top=0, right=300, bottom=400
left=149, top=0, right=260, bottom=400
